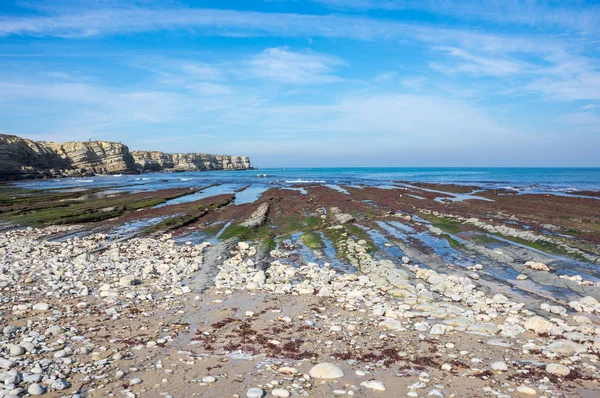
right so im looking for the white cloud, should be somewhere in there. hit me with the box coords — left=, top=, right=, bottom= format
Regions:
left=527, top=73, right=600, bottom=100
left=315, top=0, right=600, bottom=34
left=433, top=46, right=530, bottom=76
left=247, top=47, right=346, bottom=84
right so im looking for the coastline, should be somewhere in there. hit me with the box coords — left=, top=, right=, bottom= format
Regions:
left=1, top=178, right=599, bottom=397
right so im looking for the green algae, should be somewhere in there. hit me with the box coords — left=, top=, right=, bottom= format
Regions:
left=300, top=232, right=324, bottom=249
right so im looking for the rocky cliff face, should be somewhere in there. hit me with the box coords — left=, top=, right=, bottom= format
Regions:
left=132, top=151, right=252, bottom=172
left=45, top=141, right=138, bottom=176
left=0, top=134, right=71, bottom=180
left=0, top=134, right=252, bottom=181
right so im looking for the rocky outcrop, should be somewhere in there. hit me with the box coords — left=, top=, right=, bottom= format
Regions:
left=0, top=134, right=252, bottom=181
left=0, top=134, right=70, bottom=180
left=45, top=141, right=137, bottom=176
left=131, top=151, right=251, bottom=172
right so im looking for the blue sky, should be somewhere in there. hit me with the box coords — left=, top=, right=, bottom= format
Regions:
left=0, top=0, right=599, bottom=167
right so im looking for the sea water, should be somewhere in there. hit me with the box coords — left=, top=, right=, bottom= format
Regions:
left=10, top=167, right=600, bottom=195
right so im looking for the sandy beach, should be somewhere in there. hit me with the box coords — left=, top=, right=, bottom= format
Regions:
left=1, top=181, right=599, bottom=397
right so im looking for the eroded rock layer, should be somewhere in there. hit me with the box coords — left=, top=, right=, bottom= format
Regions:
left=0, top=134, right=252, bottom=180
left=131, top=150, right=251, bottom=172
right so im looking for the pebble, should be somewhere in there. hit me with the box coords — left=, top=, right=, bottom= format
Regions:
left=360, top=380, right=386, bottom=391
left=129, top=378, right=143, bottom=386
left=0, top=358, right=17, bottom=369
left=491, top=361, right=508, bottom=371
left=27, top=383, right=45, bottom=396
left=309, top=363, right=344, bottom=379
left=516, top=385, right=537, bottom=395
left=7, top=345, right=25, bottom=356
left=272, top=388, right=290, bottom=397
left=246, top=387, right=264, bottom=398
left=50, top=379, right=70, bottom=390
left=545, top=363, right=570, bottom=376
left=32, top=303, right=50, bottom=311
left=201, top=376, right=216, bottom=383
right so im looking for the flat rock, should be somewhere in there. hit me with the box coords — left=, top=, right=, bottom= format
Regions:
left=545, top=340, right=587, bottom=356
left=246, top=388, right=264, bottom=398
left=360, top=380, right=386, bottom=391
left=545, top=363, right=570, bottom=376
left=309, top=363, right=344, bottom=379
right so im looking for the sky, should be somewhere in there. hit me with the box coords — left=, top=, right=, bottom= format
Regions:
left=0, top=0, right=599, bottom=167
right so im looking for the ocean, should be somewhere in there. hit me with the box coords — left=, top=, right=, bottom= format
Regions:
left=11, top=167, right=600, bottom=195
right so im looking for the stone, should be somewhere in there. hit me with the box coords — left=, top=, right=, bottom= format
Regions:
left=545, top=363, right=570, bottom=376
left=378, top=318, right=404, bottom=332
left=0, top=359, right=16, bottom=369
left=50, top=379, right=70, bottom=390
left=516, top=386, right=536, bottom=395
left=7, top=345, right=25, bottom=356
left=467, top=323, right=498, bottom=335
left=27, top=384, right=45, bottom=396
left=491, top=361, right=508, bottom=371
left=32, top=303, right=50, bottom=311
left=201, top=376, right=216, bottom=383
left=272, top=389, right=290, bottom=397
left=129, top=378, right=143, bottom=386
left=360, top=380, right=386, bottom=391
left=546, top=340, right=587, bottom=356
left=524, top=316, right=553, bottom=335
left=278, top=367, right=299, bottom=375
left=119, top=275, right=138, bottom=286
left=246, top=387, right=264, bottom=398
left=309, top=363, right=344, bottom=379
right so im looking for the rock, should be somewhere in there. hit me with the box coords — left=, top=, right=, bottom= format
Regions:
left=201, top=376, right=216, bottom=383
left=545, top=340, right=587, bottom=356
left=378, top=318, right=404, bottom=332
left=0, top=133, right=251, bottom=181
left=119, top=275, right=138, bottom=286
left=246, top=387, right=264, bottom=398
left=467, top=323, right=498, bottom=335
left=516, top=385, right=537, bottom=396
left=277, top=367, right=298, bottom=375
left=129, top=378, right=143, bottom=386
left=32, top=303, right=50, bottom=311
left=360, top=380, right=386, bottom=391
left=545, top=363, right=570, bottom=376
left=309, top=363, right=344, bottom=379
left=516, top=274, right=528, bottom=280
left=50, top=379, right=70, bottom=390
left=272, top=389, right=290, bottom=397
left=132, top=150, right=251, bottom=173
left=7, top=345, right=25, bottom=356
left=27, top=383, right=45, bottom=396
left=525, top=261, right=549, bottom=271
left=491, top=361, right=508, bottom=371
left=0, top=359, right=16, bottom=369
left=524, top=316, right=553, bottom=335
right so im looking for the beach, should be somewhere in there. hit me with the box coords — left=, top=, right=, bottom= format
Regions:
left=1, top=171, right=599, bottom=397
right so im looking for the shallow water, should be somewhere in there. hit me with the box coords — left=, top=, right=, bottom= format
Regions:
left=11, top=167, right=600, bottom=195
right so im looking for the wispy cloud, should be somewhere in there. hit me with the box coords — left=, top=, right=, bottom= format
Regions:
left=315, top=0, right=600, bottom=33
left=432, top=46, right=530, bottom=76
left=247, top=47, right=346, bottom=84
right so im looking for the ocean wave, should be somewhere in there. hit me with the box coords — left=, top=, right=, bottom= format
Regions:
left=76, top=179, right=93, bottom=183
left=285, top=179, right=326, bottom=184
